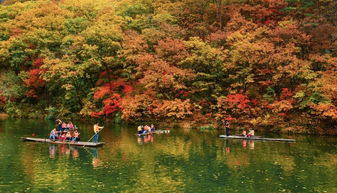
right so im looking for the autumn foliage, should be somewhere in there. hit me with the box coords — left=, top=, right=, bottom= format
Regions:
left=0, top=93, right=5, bottom=105
left=24, top=69, right=46, bottom=89
left=0, top=0, right=336, bottom=133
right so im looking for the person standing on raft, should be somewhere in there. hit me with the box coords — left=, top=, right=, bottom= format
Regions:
left=93, top=123, right=104, bottom=143
left=224, top=120, right=230, bottom=136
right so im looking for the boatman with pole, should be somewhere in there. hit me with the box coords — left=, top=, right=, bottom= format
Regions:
left=224, top=120, right=230, bottom=136
left=92, top=123, right=104, bottom=143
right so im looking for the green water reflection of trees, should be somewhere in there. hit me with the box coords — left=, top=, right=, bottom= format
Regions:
left=0, top=120, right=337, bottom=192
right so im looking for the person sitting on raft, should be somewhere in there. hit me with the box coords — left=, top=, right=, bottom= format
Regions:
left=49, top=128, right=57, bottom=141
left=247, top=128, right=255, bottom=137
left=66, top=131, right=72, bottom=141
left=67, top=122, right=74, bottom=131
left=72, top=130, right=80, bottom=142
left=137, top=126, right=143, bottom=135
left=144, top=125, right=152, bottom=133
left=150, top=124, right=155, bottom=132
left=59, top=132, right=67, bottom=141
left=61, top=122, right=67, bottom=132
left=143, top=125, right=149, bottom=134
left=241, top=130, right=247, bottom=137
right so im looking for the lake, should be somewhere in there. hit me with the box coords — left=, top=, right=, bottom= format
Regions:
left=0, top=119, right=336, bottom=192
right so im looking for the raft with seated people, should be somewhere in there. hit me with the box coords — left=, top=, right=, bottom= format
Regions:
left=136, top=129, right=170, bottom=136
left=136, top=124, right=170, bottom=136
left=220, top=128, right=295, bottom=142
left=219, top=135, right=295, bottom=142
left=22, top=119, right=104, bottom=147
left=22, top=137, right=105, bottom=147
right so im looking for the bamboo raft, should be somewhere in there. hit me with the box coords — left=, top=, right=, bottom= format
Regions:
left=219, top=135, right=296, bottom=142
left=136, top=130, right=170, bottom=136
left=22, top=137, right=105, bottom=147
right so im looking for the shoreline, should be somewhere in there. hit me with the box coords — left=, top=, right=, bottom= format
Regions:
left=0, top=113, right=9, bottom=119
left=0, top=114, right=335, bottom=135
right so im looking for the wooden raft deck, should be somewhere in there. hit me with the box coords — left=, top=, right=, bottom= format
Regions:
left=22, top=137, right=105, bottom=147
left=219, top=135, right=296, bottom=142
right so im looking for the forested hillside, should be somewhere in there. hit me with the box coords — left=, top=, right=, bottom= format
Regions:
left=0, top=0, right=336, bottom=133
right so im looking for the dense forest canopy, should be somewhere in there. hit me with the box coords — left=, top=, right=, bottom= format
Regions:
left=0, top=0, right=336, bottom=133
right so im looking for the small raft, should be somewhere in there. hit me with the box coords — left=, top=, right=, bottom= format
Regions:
left=136, top=130, right=170, bottom=136
left=22, top=137, right=105, bottom=147
left=219, top=135, right=296, bottom=142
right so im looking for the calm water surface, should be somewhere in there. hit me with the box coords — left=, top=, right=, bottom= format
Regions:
left=0, top=119, right=336, bottom=193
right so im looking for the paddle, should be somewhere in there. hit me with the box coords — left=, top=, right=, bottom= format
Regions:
left=83, top=146, right=95, bottom=157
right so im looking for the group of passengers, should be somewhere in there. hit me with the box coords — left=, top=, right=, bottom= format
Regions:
left=241, top=128, right=255, bottom=137
left=49, top=119, right=80, bottom=142
left=137, top=124, right=156, bottom=135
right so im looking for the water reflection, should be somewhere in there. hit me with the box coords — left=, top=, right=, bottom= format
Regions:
left=226, top=139, right=255, bottom=151
left=242, top=139, right=247, bottom=148
left=225, top=139, right=230, bottom=153
left=248, top=140, right=255, bottom=149
left=137, top=134, right=154, bottom=145
left=137, top=131, right=171, bottom=145
left=1, top=119, right=337, bottom=193
left=48, top=145, right=56, bottom=158
left=47, top=144, right=102, bottom=168
left=241, top=140, right=255, bottom=149
left=91, top=148, right=100, bottom=168
left=48, top=144, right=93, bottom=161
left=72, top=147, right=79, bottom=160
